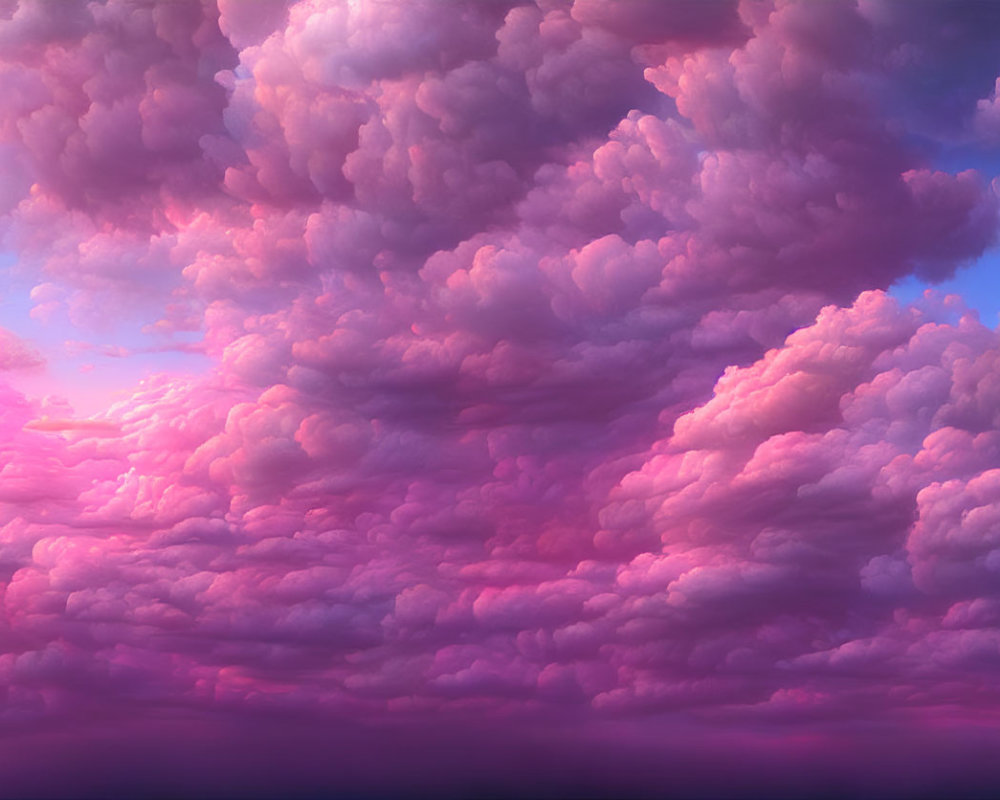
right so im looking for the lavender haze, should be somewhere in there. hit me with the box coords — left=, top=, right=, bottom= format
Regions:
left=3, top=1, right=1000, bottom=797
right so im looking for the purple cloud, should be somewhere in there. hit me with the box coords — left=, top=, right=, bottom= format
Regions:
left=3, top=0, right=1000, bottom=796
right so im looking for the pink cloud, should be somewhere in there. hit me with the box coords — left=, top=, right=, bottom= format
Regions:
left=0, top=327, right=43, bottom=371
left=22, top=417, right=120, bottom=435
left=3, top=0, right=1000, bottom=794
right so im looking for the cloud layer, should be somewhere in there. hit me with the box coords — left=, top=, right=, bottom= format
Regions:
left=3, top=0, right=1000, bottom=794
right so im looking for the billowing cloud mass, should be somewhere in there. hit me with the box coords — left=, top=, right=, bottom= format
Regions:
left=4, top=0, right=1000, bottom=796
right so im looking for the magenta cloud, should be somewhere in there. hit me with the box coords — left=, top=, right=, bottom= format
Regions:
left=3, top=0, right=1000, bottom=795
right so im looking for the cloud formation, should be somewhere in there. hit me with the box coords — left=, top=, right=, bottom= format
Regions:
left=3, top=0, right=1000, bottom=794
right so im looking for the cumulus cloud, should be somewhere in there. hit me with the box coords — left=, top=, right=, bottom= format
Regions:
left=3, top=0, right=1000, bottom=794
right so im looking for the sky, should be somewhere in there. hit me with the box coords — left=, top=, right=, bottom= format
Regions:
left=6, top=1, right=1000, bottom=797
